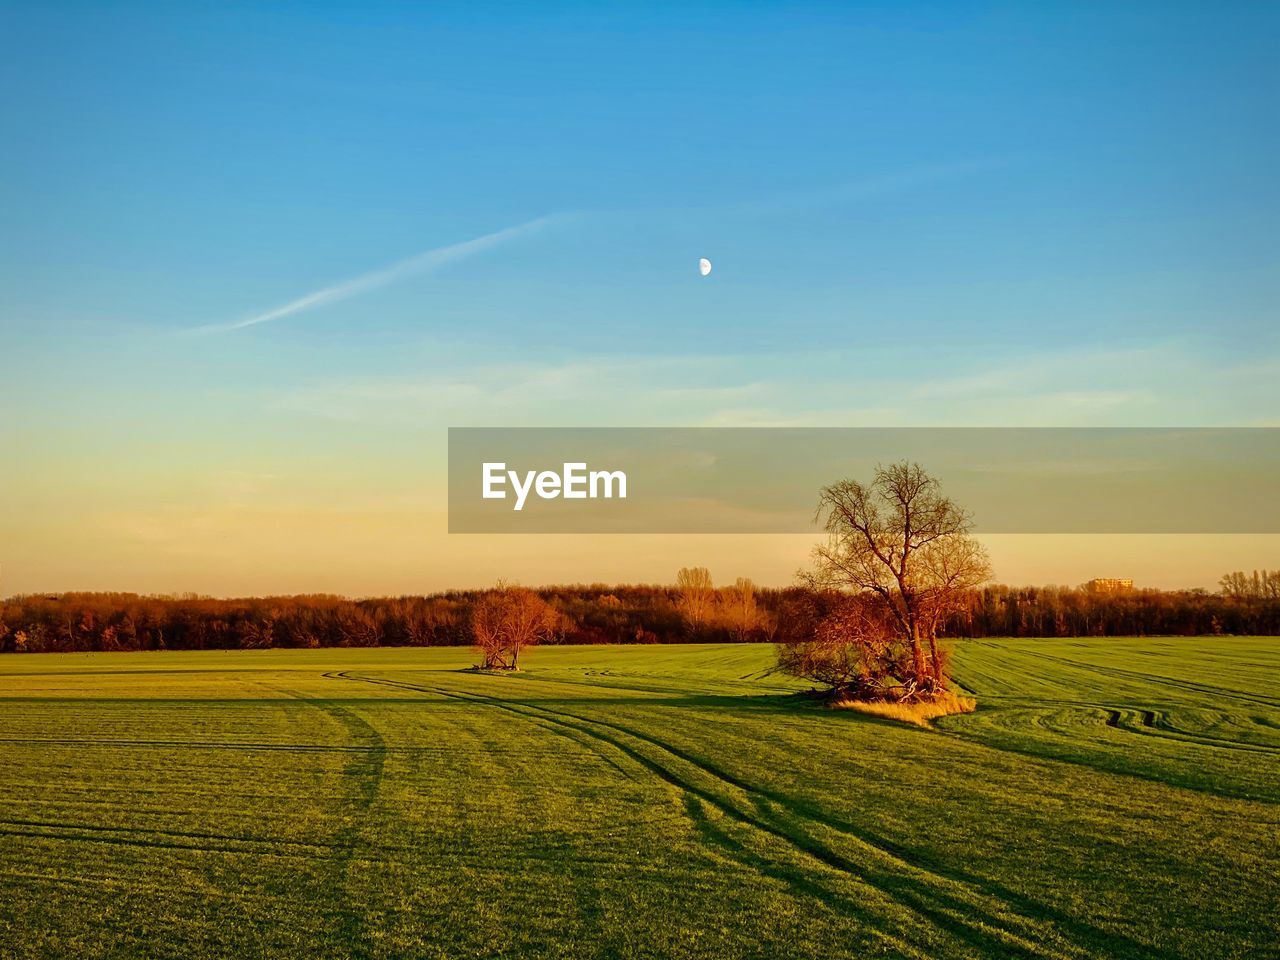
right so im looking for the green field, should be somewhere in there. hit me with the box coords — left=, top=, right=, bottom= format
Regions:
left=1, top=639, right=1277, bottom=959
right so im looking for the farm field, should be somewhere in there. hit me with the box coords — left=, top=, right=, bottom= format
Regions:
left=0, top=638, right=1277, bottom=960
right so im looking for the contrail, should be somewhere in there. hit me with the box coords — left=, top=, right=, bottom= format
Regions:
left=195, top=215, right=554, bottom=333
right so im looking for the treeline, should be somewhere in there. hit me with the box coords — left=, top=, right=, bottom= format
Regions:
left=1219, top=569, right=1280, bottom=600
left=1, top=581, right=1278, bottom=654
left=953, top=584, right=1280, bottom=638
left=0, top=586, right=753, bottom=654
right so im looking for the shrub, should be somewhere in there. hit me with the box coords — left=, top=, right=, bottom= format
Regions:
left=833, top=691, right=977, bottom=727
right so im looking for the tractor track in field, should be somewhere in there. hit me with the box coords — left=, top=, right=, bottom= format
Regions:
left=331, top=670, right=1163, bottom=960
left=960, top=643, right=1280, bottom=758
left=986, top=645, right=1280, bottom=710
left=0, top=820, right=329, bottom=859
left=467, top=682, right=1170, bottom=960
left=1096, top=707, right=1280, bottom=755
left=1104, top=707, right=1150, bottom=729
left=329, top=672, right=1003, bottom=958
left=0, top=735, right=438, bottom=755
left=935, top=699, right=1280, bottom=806
left=0, top=815, right=331, bottom=850
left=972, top=699, right=1280, bottom=757
left=273, top=682, right=386, bottom=960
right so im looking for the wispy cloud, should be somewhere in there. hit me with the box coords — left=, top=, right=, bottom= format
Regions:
left=187, top=162, right=989, bottom=335
left=194, top=215, right=556, bottom=333
left=266, top=339, right=1262, bottom=429
left=599, top=159, right=1006, bottom=221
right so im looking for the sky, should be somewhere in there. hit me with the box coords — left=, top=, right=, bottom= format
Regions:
left=1, top=1, right=1277, bottom=596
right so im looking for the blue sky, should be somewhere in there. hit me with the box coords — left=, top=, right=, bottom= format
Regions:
left=1, top=2, right=1277, bottom=593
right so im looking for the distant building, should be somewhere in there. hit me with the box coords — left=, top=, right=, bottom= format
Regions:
left=1085, top=578, right=1134, bottom=594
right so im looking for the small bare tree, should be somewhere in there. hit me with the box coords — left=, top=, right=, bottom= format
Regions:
left=471, top=583, right=558, bottom=670
left=675, top=566, right=715, bottom=632
left=792, top=461, right=992, bottom=700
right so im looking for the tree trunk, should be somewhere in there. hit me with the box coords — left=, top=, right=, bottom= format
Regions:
left=928, top=635, right=944, bottom=691
left=909, top=629, right=926, bottom=690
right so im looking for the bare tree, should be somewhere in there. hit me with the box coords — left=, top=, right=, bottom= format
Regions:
left=675, top=566, right=715, bottom=633
left=471, top=583, right=558, bottom=670
left=1220, top=569, right=1280, bottom=600
left=796, top=462, right=992, bottom=699
left=719, top=577, right=763, bottom=641
left=775, top=591, right=903, bottom=700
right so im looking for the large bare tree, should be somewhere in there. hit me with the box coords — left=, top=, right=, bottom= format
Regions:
left=800, top=461, right=992, bottom=699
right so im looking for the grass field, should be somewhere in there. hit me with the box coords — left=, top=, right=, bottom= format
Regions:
left=0, top=638, right=1277, bottom=959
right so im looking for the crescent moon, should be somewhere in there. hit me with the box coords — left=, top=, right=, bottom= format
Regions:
left=699, top=258, right=712, bottom=276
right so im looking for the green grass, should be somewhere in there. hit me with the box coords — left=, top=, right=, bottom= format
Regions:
left=0, top=638, right=1276, bottom=959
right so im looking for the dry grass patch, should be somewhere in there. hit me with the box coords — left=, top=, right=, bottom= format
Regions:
left=834, top=691, right=976, bottom=727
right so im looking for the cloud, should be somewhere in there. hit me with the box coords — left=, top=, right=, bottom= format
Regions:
left=599, top=159, right=1005, bottom=221
left=194, top=215, right=556, bottom=333
left=186, top=162, right=990, bottom=336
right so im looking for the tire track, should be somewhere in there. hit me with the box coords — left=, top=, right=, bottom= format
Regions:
left=427, top=673, right=1243, bottom=954
left=338, top=673, right=1014, bottom=957
left=468, top=681, right=1167, bottom=960
left=1006, top=648, right=1280, bottom=710
left=275, top=681, right=387, bottom=960
left=0, top=735, right=431, bottom=755
left=971, top=695, right=1280, bottom=752
left=335, top=671, right=1119, bottom=960
left=679, top=794, right=920, bottom=960
left=1098, top=707, right=1280, bottom=755
left=938, top=705, right=1280, bottom=805
left=0, top=824, right=324, bottom=860
left=0, top=816, right=332, bottom=852
left=318, top=673, right=638, bottom=781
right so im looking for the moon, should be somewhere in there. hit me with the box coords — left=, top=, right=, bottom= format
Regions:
left=698, top=258, right=712, bottom=277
